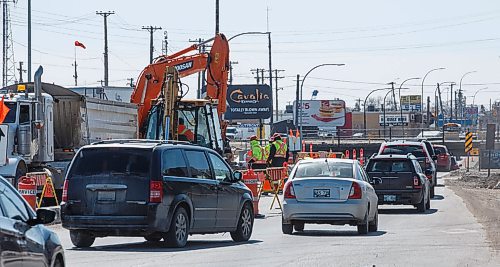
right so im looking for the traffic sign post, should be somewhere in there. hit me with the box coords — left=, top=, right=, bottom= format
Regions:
left=486, top=124, right=495, bottom=177
left=465, top=131, right=473, bottom=172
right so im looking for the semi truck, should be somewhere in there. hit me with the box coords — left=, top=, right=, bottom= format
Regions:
left=0, top=67, right=138, bottom=194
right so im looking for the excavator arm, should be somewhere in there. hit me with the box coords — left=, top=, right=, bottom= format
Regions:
left=131, top=33, right=230, bottom=130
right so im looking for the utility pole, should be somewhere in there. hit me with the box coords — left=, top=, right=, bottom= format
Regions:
left=295, top=75, right=301, bottom=127
left=427, top=96, right=431, bottom=127
left=388, top=82, right=396, bottom=111
left=127, top=78, right=135, bottom=88
left=27, top=0, right=31, bottom=82
left=251, top=68, right=262, bottom=84
left=215, top=0, right=219, bottom=34
left=162, top=31, right=168, bottom=56
left=274, top=69, right=284, bottom=121
left=17, top=62, right=26, bottom=83
left=72, top=60, right=78, bottom=86
left=229, top=61, right=238, bottom=85
left=450, top=83, right=454, bottom=121
left=96, top=11, right=115, bottom=87
left=142, top=26, right=162, bottom=64
left=189, top=38, right=206, bottom=98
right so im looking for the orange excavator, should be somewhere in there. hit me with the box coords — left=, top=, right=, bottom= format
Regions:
left=130, top=33, right=231, bottom=155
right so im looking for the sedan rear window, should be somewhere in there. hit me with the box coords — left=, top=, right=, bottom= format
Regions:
left=294, top=161, right=353, bottom=178
left=367, top=160, right=412, bottom=172
left=68, top=148, right=151, bottom=177
left=381, top=145, right=426, bottom=158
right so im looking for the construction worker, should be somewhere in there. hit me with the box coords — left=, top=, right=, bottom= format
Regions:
left=264, top=136, right=274, bottom=162
left=267, top=133, right=289, bottom=167
left=246, top=136, right=267, bottom=170
left=178, top=118, right=194, bottom=142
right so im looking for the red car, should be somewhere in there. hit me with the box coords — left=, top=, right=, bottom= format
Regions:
left=433, top=144, right=451, bottom=171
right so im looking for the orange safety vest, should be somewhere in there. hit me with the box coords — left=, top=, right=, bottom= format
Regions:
left=178, top=125, right=194, bottom=141
left=274, top=141, right=287, bottom=158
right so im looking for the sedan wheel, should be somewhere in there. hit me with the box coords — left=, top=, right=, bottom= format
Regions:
left=357, top=209, right=369, bottom=235
left=70, top=230, right=95, bottom=248
left=231, top=203, right=254, bottom=242
left=282, top=217, right=293, bottom=235
left=164, top=207, right=189, bottom=248
left=368, top=209, right=378, bottom=232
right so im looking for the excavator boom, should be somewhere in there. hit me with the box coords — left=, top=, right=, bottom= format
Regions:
left=131, top=34, right=230, bottom=130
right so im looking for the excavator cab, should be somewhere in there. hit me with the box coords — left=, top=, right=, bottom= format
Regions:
left=144, top=99, right=224, bottom=153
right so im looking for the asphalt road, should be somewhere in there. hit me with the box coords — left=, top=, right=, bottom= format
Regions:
left=50, top=173, right=499, bottom=267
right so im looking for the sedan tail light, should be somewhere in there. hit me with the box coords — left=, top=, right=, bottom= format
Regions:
left=413, top=176, right=422, bottom=189
left=348, top=182, right=362, bottom=199
left=62, top=180, right=68, bottom=202
left=149, top=181, right=163, bottom=203
left=283, top=181, right=296, bottom=199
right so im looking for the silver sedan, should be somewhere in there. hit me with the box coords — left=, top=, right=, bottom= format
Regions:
left=282, top=158, right=379, bottom=235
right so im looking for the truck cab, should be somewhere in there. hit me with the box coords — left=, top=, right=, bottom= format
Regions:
left=0, top=92, right=54, bottom=185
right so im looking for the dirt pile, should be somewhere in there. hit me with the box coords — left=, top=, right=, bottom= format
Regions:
left=448, top=170, right=500, bottom=189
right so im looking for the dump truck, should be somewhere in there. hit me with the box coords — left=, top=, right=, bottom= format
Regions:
left=0, top=67, right=138, bottom=194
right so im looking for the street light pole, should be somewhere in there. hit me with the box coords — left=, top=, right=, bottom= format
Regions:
left=421, top=68, right=445, bottom=129
left=472, top=87, right=488, bottom=132
left=399, top=77, right=420, bottom=137
left=364, top=88, right=389, bottom=136
left=459, top=71, right=477, bottom=128
left=299, top=63, right=345, bottom=137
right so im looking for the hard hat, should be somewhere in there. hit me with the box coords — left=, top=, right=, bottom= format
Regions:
left=249, top=135, right=258, bottom=141
left=273, top=133, right=281, bottom=138
left=269, top=136, right=275, bottom=142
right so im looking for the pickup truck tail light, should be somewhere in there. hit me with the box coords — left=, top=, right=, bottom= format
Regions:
left=413, top=176, right=422, bottom=189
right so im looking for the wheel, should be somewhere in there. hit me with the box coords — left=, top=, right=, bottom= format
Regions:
left=164, top=207, right=189, bottom=248
left=294, top=222, right=304, bottom=232
left=70, top=230, right=95, bottom=248
left=14, top=162, right=27, bottom=188
left=144, top=234, right=162, bottom=242
left=430, top=185, right=435, bottom=198
left=357, top=208, right=369, bottom=235
left=368, top=208, right=378, bottom=232
left=282, top=216, right=293, bottom=235
left=231, top=203, right=254, bottom=242
left=426, top=192, right=431, bottom=210
left=417, top=194, right=427, bottom=213
left=53, top=256, right=64, bottom=267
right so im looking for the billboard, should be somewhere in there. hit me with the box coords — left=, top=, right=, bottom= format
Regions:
left=400, top=95, right=422, bottom=111
left=379, top=114, right=409, bottom=126
left=293, top=100, right=346, bottom=127
left=225, top=84, right=272, bottom=120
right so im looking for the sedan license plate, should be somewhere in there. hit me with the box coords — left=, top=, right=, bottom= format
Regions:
left=98, top=191, right=116, bottom=201
left=384, top=195, right=397, bottom=202
left=313, top=189, right=330, bottom=198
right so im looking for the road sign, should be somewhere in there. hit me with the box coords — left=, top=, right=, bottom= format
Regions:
left=465, top=132, right=473, bottom=153
left=0, top=125, right=7, bottom=166
left=471, top=147, right=479, bottom=156
left=486, top=124, right=495, bottom=149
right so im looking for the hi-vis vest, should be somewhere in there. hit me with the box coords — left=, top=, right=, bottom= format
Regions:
left=247, top=147, right=266, bottom=163
left=274, top=140, right=287, bottom=158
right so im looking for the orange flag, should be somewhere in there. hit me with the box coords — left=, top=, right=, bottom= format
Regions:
left=289, top=129, right=293, bottom=137
left=0, top=96, right=10, bottom=124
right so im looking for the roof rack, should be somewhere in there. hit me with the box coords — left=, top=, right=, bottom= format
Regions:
left=91, top=139, right=192, bottom=146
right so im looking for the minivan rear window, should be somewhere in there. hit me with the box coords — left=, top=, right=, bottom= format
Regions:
left=381, top=145, right=426, bottom=158
left=68, top=148, right=151, bottom=177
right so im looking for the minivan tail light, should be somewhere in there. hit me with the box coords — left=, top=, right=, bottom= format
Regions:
left=348, top=182, right=362, bottom=199
left=413, top=176, right=422, bottom=189
left=284, top=181, right=296, bottom=199
left=149, top=181, right=163, bottom=203
left=62, top=180, right=69, bottom=202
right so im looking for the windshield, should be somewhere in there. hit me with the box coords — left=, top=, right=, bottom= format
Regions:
left=68, top=148, right=151, bottom=177
left=3, top=102, right=17, bottom=123
left=367, top=160, right=412, bottom=172
left=294, top=161, right=353, bottom=178
left=434, top=146, right=446, bottom=154
left=381, top=145, right=427, bottom=158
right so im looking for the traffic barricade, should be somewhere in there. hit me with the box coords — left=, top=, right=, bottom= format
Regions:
left=265, top=166, right=288, bottom=210
left=18, top=176, right=37, bottom=209
left=242, top=169, right=265, bottom=218
left=26, top=171, right=59, bottom=208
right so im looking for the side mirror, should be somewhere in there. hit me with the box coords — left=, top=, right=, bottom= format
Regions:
left=432, top=155, right=438, bottom=161
left=34, top=209, right=56, bottom=225
left=233, top=171, right=243, bottom=182
left=371, top=177, right=382, bottom=185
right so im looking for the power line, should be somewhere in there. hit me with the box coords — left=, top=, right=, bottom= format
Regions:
left=96, top=11, right=115, bottom=87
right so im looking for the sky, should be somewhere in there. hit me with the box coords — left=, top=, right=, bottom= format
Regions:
left=7, top=0, right=500, bottom=109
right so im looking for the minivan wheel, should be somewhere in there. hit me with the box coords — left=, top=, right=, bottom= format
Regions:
left=231, top=203, right=254, bottom=242
left=144, top=234, right=162, bottom=243
left=294, top=222, right=304, bottom=232
left=164, top=207, right=189, bottom=248
left=70, top=230, right=95, bottom=248
left=426, top=193, right=431, bottom=210
left=357, top=209, right=369, bottom=235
